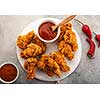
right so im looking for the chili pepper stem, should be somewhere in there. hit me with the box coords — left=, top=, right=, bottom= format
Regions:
left=74, top=19, right=84, bottom=25
left=87, top=54, right=95, bottom=59
left=93, top=31, right=96, bottom=35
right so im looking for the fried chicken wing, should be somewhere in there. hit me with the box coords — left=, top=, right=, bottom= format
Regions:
left=58, top=41, right=74, bottom=60
left=32, top=35, right=46, bottom=53
left=16, top=31, right=35, bottom=49
left=64, top=30, right=78, bottom=52
left=38, top=54, right=61, bottom=77
left=24, top=58, right=38, bottom=79
left=20, top=43, right=42, bottom=58
left=50, top=52, right=70, bottom=72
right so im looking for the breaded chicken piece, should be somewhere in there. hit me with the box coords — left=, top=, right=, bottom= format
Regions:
left=38, top=54, right=55, bottom=77
left=20, top=43, right=42, bottom=58
left=57, top=23, right=78, bottom=52
left=32, top=35, right=46, bottom=53
left=16, top=31, right=35, bottom=49
left=58, top=23, right=72, bottom=41
left=50, top=52, right=70, bottom=72
left=26, top=66, right=37, bottom=80
left=38, top=54, right=48, bottom=70
left=24, top=57, right=38, bottom=70
left=58, top=41, right=74, bottom=60
left=24, top=58, right=38, bottom=79
left=38, top=54, right=61, bottom=77
left=64, top=30, right=78, bottom=52
left=44, top=69, right=55, bottom=77
left=47, top=57, right=61, bottom=77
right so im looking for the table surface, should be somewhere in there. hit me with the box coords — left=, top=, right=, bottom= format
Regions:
left=0, top=15, right=100, bottom=84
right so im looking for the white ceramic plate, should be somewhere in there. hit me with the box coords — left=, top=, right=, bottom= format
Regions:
left=16, top=18, right=82, bottom=81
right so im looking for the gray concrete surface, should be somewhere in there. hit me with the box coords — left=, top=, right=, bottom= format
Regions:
left=0, top=15, right=100, bottom=84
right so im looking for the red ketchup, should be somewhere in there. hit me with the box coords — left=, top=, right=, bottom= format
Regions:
left=38, top=22, right=57, bottom=40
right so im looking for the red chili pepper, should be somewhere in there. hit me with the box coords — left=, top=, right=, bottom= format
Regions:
left=93, top=32, right=100, bottom=48
left=86, top=38, right=95, bottom=59
left=74, top=19, right=92, bottom=39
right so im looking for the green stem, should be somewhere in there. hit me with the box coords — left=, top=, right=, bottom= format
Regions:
left=93, top=32, right=96, bottom=36
left=74, top=19, right=84, bottom=25
left=87, top=54, right=95, bottom=59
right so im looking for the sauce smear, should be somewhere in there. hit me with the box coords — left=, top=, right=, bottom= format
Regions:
left=38, top=22, right=57, bottom=40
left=0, top=64, right=17, bottom=82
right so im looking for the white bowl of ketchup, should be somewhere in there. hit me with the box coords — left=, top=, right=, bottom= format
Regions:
left=37, top=18, right=61, bottom=43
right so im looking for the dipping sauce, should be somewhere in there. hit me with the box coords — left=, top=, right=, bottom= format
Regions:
left=0, top=64, right=17, bottom=82
left=38, top=22, right=57, bottom=40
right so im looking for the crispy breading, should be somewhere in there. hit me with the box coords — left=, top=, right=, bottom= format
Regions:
left=38, top=54, right=61, bottom=77
left=16, top=31, right=35, bottom=49
left=24, top=58, right=38, bottom=79
left=44, top=69, right=55, bottom=77
left=57, top=22, right=78, bottom=52
left=47, top=57, right=61, bottom=77
left=27, top=66, right=37, bottom=80
left=58, top=41, right=74, bottom=60
left=50, top=52, right=70, bottom=72
left=38, top=54, right=48, bottom=70
left=24, top=57, right=38, bottom=70
left=58, top=23, right=72, bottom=41
left=32, top=35, right=46, bottom=53
left=20, top=43, right=42, bottom=58
left=64, top=30, right=78, bottom=51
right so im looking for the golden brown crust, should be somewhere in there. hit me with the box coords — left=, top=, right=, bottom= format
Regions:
left=50, top=52, right=70, bottom=72
left=27, top=66, right=37, bottom=80
left=44, top=69, right=55, bottom=77
left=58, top=41, right=74, bottom=60
left=64, top=30, right=78, bottom=51
left=16, top=31, right=35, bottom=49
left=32, top=35, right=46, bottom=53
left=38, top=54, right=61, bottom=77
left=20, top=43, right=42, bottom=58
left=57, top=22, right=78, bottom=60
left=58, top=23, right=72, bottom=41
left=24, top=58, right=38, bottom=79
